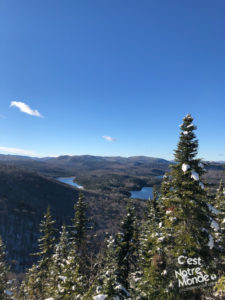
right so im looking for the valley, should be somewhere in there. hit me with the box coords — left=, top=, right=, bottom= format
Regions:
left=0, top=154, right=224, bottom=273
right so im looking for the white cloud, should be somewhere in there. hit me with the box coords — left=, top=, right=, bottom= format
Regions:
left=102, top=136, right=117, bottom=142
left=0, top=146, right=37, bottom=156
left=10, top=101, right=43, bottom=117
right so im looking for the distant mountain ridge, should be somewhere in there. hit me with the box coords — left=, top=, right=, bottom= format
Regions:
left=0, top=154, right=172, bottom=178
left=0, top=153, right=224, bottom=164
left=0, top=154, right=171, bottom=163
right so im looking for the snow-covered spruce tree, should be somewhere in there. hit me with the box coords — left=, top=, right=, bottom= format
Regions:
left=49, top=223, right=85, bottom=299
left=53, top=224, right=70, bottom=274
left=136, top=177, right=171, bottom=300
left=213, top=180, right=225, bottom=292
left=146, top=185, right=159, bottom=224
left=69, top=191, right=91, bottom=282
left=88, top=203, right=137, bottom=299
left=137, top=185, right=160, bottom=273
left=138, top=114, right=219, bottom=299
left=214, top=180, right=225, bottom=253
left=115, top=201, right=138, bottom=293
left=0, top=236, right=11, bottom=300
left=51, top=249, right=84, bottom=299
left=215, top=275, right=225, bottom=298
left=46, top=224, right=70, bottom=296
left=45, top=192, right=89, bottom=298
left=18, top=264, right=41, bottom=300
left=89, top=235, right=131, bottom=300
left=162, top=114, right=219, bottom=298
left=37, top=206, right=56, bottom=269
left=215, top=180, right=225, bottom=210
left=71, top=191, right=87, bottom=250
left=20, top=206, right=56, bottom=299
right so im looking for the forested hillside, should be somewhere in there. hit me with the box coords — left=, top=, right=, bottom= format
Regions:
left=0, top=165, right=145, bottom=272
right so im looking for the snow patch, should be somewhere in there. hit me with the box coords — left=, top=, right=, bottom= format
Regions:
left=184, top=114, right=192, bottom=119
left=199, top=182, right=204, bottom=189
left=207, top=204, right=219, bottom=215
left=191, top=170, right=199, bottom=181
left=93, top=295, right=107, bottom=300
left=58, top=276, right=67, bottom=282
left=183, top=131, right=188, bottom=135
left=182, top=163, right=190, bottom=173
left=208, top=234, right=214, bottom=249
left=211, top=219, right=219, bottom=231
left=5, top=290, right=13, bottom=296
left=115, top=285, right=130, bottom=297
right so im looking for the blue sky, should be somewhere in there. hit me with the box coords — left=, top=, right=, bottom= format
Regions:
left=0, top=0, right=225, bottom=160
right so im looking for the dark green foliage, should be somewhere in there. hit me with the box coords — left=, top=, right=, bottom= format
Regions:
left=34, top=206, right=56, bottom=269
left=71, top=191, right=87, bottom=249
left=214, top=180, right=225, bottom=278
left=115, top=201, right=138, bottom=290
left=0, top=236, right=10, bottom=299
left=90, top=235, right=130, bottom=299
left=137, top=115, right=219, bottom=299
left=20, top=207, right=56, bottom=299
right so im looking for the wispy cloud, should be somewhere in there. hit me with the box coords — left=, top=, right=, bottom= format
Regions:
left=10, top=101, right=43, bottom=117
left=0, top=146, right=37, bottom=156
left=102, top=135, right=117, bottom=142
left=0, top=114, right=6, bottom=119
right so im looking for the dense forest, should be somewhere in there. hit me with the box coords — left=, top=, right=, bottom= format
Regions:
left=1, top=114, right=225, bottom=299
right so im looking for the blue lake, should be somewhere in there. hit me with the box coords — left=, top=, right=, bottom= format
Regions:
left=56, top=174, right=163, bottom=200
left=130, top=187, right=153, bottom=200
left=56, top=177, right=83, bottom=189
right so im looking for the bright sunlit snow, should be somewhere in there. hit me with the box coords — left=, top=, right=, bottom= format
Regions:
left=182, top=163, right=190, bottom=172
left=191, top=170, right=199, bottom=181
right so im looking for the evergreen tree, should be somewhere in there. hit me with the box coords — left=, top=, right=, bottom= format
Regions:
left=19, top=264, right=42, bottom=299
left=52, top=248, right=84, bottom=299
left=137, top=179, right=171, bottom=299
left=90, top=202, right=138, bottom=299
left=70, top=191, right=91, bottom=282
left=20, top=206, right=56, bottom=299
left=0, top=236, right=11, bottom=300
left=138, top=114, right=218, bottom=299
left=47, top=224, right=70, bottom=296
left=90, top=235, right=131, bottom=299
left=214, top=180, right=225, bottom=293
left=71, top=191, right=87, bottom=251
left=215, top=275, right=225, bottom=298
left=53, top=224, right=70, bottom=273
left=37, top=206, right=56, bottom=266
left=115, top=201, right=138, bottom=291
left=137, top=185, right=160, bottom=277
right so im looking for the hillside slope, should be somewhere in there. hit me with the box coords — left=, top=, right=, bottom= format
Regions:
left=0, top=164, right=145, bottom=272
